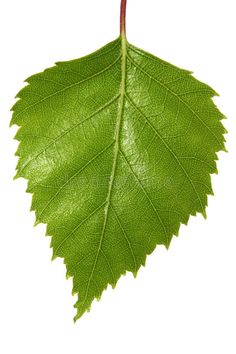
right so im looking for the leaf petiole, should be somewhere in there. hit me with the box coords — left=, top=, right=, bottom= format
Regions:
left=120, top=0, right=127, bottom=37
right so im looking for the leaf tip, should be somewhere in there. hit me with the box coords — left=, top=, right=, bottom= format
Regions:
left=202, top=209, right=207, bottom=220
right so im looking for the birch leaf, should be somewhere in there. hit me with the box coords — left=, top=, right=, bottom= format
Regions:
left=11, top=33, right=226, bottom=321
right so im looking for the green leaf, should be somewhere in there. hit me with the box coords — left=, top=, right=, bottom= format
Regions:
left=11, top=36, right=226, bottom=321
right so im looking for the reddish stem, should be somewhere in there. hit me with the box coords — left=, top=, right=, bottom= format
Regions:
left=120, top=0, right=127, bottom=36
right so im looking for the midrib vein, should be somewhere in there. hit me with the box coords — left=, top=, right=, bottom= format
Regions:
left=79, top=37, right=127, bottom=314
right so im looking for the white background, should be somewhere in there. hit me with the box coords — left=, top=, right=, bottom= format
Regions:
left=0, top=0, right=235, bottom=353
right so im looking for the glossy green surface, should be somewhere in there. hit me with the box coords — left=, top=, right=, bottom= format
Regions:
left=11, top=36, right=226, bottom=320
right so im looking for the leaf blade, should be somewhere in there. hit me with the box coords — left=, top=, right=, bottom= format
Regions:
left=12, top=37, right=226, bottom=320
